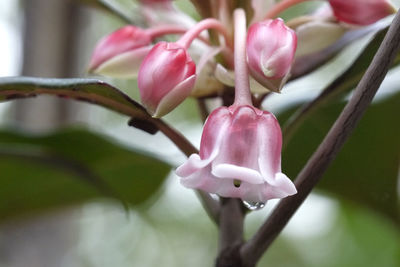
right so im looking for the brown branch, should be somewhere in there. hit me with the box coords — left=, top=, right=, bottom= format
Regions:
left=190, top=0, right=212, bottom=18
left=240, top=11, right=400, bottom=267
left=197, top=98, right=209, bottom=122
left=216, top=198, right=245, bottom=267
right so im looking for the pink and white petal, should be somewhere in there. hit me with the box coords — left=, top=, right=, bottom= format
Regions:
left=214, top=106, right=261, bottom=170
left=272, top=172, right=297, bottom=195
left=233, top=182, right=267, bottom=202
left=258, top=112, right=283, bottom=184
left=92, top=46, right=152, bottom=78
left=180, top=165, right=234, bottom=195
left=179, top=165, right=214, bottom=190
left=152, top=75, right=196, bottom=118
left=199, top=107, right=231, bottom=159
left=176, top=154, right=205, bottom=177
left=212, top=164, right=264, bottom=184
left=176, top=145, right=221, bottom=177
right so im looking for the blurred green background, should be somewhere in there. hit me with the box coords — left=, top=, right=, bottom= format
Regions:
left=0, top=0, right=399, bottom=266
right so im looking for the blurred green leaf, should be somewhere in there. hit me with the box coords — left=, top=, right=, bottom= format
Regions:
left=331, top=202, right=400, bottom=267
left=265, top=201, right=400, bottom=267
left=77, top=0, right=134, bottom=24
left=0, top=128, right=170, bottom=220
left=281, top=92, right=400, bottom=223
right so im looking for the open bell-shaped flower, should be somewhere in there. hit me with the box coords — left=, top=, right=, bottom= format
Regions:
left=329, top=0, right=396, bottom=26
left=176, top=105, right=297, bottom=203
left=88, top=25, right=152, bottom=78
left=138, top=42, right=196, bottom=118
left=246, top=18, right=297, bottom=92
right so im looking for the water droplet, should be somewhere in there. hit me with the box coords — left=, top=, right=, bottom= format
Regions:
left=243, top=201, right=265, bottom=211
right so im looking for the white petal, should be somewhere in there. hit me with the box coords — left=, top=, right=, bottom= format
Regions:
left=214, top=64, right=235, bottom=87
left=212, top=164, right=264, bottom=184
left=93, top=46, right=152, bottom=78
left=152, top=75, right=196, bottom=118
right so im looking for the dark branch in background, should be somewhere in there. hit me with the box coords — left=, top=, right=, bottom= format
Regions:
left=240, top=10, right=400, bottom=267
left=190, top=0, right=212, bottom=18
left=197, top=98, right=210, bottom=122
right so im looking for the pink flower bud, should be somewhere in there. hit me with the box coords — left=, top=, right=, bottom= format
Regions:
left=329, top=0, right=396, bottom=26
left=89, top=26, right=152, bottom=77
left=246, top=18, right=297, bottom=92
left=138, top=42, right=196, bottom=117
left=176, top=105, right=297, bottom=203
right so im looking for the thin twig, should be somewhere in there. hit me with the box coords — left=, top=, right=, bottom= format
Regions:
left=253, top=92, right=271, bottom=108
left=152, top=119, right=221, bottom=223
left=190, top=0, right=212, bottom=18
left=197, top=98, right=209, bottom=122
left=241, top=10, right=400, bottom=267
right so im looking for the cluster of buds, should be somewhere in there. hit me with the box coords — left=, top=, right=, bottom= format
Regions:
left=89, top=0, right=396, bottom=204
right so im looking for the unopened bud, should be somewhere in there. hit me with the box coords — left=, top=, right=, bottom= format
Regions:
left=138, top=42, right=196, bottom=118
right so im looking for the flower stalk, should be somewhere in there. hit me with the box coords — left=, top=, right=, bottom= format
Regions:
left=176, top=18, right=233, bottom=49
left=233, top=8, right=252, bottom=106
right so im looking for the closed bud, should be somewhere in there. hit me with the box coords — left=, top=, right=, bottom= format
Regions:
left=246, top=18, right=297, bottom=92
left=138, top=42, right=196, bottom=118
left=89, top=26, right=152, bottom=78
left=329, top=0, right=396, bottom=26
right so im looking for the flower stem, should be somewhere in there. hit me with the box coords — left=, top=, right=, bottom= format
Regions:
left=264, top=0, right=312, bottom=19
left=146, top=25, right=210, bottom=44
left=146, top=25, right=190, bottom=38
left=176, top=18, right=233, bottom=49
left=233, top=8, right=252, bottom=106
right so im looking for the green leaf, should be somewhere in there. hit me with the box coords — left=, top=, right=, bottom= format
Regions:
left=0, top=76, right=150, bottom=119
left=281, top=92, right=400, bottom=223
left=0, top=128, right=171, bottom=220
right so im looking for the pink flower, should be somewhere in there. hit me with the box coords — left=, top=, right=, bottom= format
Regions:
left=176, top=105, right=297, bottom=203
left=246, top=18, right=297, bottom=92
left=88, top=26, right=152, bottom=77
left=329, top=0, right=396, bottom=26
left=138, top=42, right=196, bottom=117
